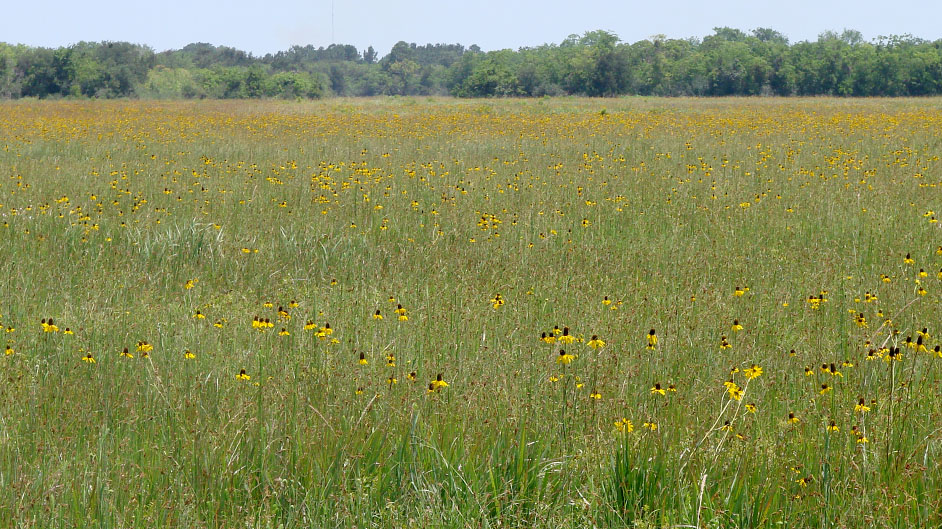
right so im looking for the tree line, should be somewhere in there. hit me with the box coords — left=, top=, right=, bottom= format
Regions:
left=2, top=28, right=942, bottom=99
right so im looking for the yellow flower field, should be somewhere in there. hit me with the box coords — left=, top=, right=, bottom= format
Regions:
left=0, top=97, right=939, bottom=528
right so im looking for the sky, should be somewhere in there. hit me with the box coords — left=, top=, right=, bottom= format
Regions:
left=3, top=0, right=941, bottom=56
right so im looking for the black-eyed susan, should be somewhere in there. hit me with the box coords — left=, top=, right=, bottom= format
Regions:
left=807, top=295, right=821, bottom=309
left=41, top=318, right=59, bottom=333
left=614, top=418, right=634, bottom=433
left=744, top=364, right=763, bottom=379
left=886, top=347, right=902, bottom=362
left=559, top=327, right=575, bottom=344
left=431, top=373, right=448, bottom=390
left=490, top=293, right=504, bottom=309
left=82, top=353, right=95, bottom=364
left=851, top=425, right=868, bottom=444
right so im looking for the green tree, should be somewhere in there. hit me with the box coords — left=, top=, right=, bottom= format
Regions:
left=16, top=47, right=70, bottom=97
left=363, top=46, right=378, bottom=64
left=261, top=71, right=324, bottom=98
left=386, top=58, right=420, bottom=95
left=0, top=43, right=22, bottom=98
left=454, top=50, right=520, bottom=97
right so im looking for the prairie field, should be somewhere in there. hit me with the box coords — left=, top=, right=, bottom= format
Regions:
left=1, top=97, right=941, bottom=528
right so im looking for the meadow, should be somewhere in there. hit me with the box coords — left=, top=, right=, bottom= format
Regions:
left=0, top=97, right=940, bottom=528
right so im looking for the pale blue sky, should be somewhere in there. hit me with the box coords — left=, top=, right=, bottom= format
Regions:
left=2, top=0, right=939, bottom=56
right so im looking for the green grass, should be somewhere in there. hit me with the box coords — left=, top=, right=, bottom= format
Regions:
left=0, top=97, right=940, bottom=528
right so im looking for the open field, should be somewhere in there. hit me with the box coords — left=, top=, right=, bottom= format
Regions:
left=0, top=97, right=940, bottom=528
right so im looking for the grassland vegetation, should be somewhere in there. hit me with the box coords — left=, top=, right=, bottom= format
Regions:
left=0, top=97, right=940, bottom=527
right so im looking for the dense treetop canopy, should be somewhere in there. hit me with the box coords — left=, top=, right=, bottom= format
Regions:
left=2, top=28, right=941, bottom=99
